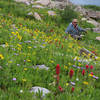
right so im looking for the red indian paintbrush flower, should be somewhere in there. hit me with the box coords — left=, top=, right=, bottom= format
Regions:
left=82, top=69, right=85, bottom=76
left=61, top=44, right=63, bottom=49
left=71, top=87, right=75, bottom=92
left=69, top=69, right=74, bottom=78
left=90, top=65, right=93, bottom=70
left=56, top=64, right=60, bottom=75
left=86, top=64, right=89, bottom=69
left=58, top=86, right=63, bottom=92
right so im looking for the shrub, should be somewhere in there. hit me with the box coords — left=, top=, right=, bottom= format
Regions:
left=60, top=6, right=78, bottom=23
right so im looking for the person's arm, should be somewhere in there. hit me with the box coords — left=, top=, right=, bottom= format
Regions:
left=78, top=26, right=87, bottom=33
left=65, top=23, right=72, bottom=34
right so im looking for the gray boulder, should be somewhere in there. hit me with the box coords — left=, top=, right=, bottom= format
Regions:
left=30, top=86, right=50, bottom=97
left=33, top=65, right=49, bottom=70
left=87, top=10, right=100, bottom=20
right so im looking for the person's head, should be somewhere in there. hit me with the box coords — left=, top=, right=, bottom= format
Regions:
left=72, top=19, right=78, bottom=26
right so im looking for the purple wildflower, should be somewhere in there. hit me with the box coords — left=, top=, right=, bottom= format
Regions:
left=13, top=78, right=16, bottom=81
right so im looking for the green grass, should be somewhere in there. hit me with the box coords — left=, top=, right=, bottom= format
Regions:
left=0, top=0, right=100, bottom=100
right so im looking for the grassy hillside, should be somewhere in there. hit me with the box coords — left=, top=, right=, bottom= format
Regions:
left=0, top=0, right=100, bottom=100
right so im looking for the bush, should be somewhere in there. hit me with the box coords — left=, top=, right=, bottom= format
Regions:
left=60, top=6, right=78, bottom=23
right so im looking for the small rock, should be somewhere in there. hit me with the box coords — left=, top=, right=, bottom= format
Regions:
left=48, top=11, right=56, bottom=16
left=0, top=44, right=6, bottom=48
left=32, top=5, right=45, bottom=9
left=96, top=36, right=100, bottom=41
left=0, top=66, right=2, bottom=69
left=93, top=28, right=100, bottom=33
left=30, top=86, right=50, bottom=97
left=33, top=65, right=49, bottom=70
left=86, top=18, right=100, bottom=27
left=34, top=12, right=42, bottom=20
left=27, top=12, right=33, bottom=16
left=81, top=18, right=87, bottom=21
left=34, top=0, right=51, bottom=6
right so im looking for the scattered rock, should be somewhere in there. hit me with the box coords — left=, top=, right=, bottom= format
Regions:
left=33, top=65, right=49, bottom=70
left=0, top=44, right=6, bottom=48
left=24, top=40, right=31, bottom=43
left=34, top=12, right=42, bottom=20
left=48, top=11, right=56, bottom=16
left=30, top=86, right=50, bottom=97
left=92, top=28, right=100, bottom=33
left=27, top=12, right=33, bottom=16
left=96, top=36, right=100, bottom=41
left=0, top=66, right=2, bottom=69
left=49, top=1, right=66, bottom=9
left=32, top=5, right=45, bottom=9
left=87, top=10, right=100, bottom=20
left=34, top=0, right=51, bottom=6
left=81, top=18, right=87, bottom=21
left=87, top=18, right=100, bottom=27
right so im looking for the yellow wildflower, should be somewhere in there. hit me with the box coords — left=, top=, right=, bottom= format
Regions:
left=0, top=25, right=2, bottom=28
left=89, top=74, right=93, bottom=77
left=28, top=46, right=32, bottom=49
left=96, top=57, right=100, bottom=61
left=43, top=44, right=46, bottom=47
left=66, top=83, right=69, bottom=86
left=0, top=54, right=4, bottom=59
left=16, top=32, right=19, bottom=35
left=27, top=59, right=31, bottom=62
left=68, top=63, right=71, bottom=66
left=8, top=60, right=12, bottom=63
left=24, top=68, right=27, bottom=71
left=17, top=47, right=21, bottom=51
left=22, top=78, right=26, bottom=82
left=17, top=44, right=22, bottom=48
left=11, top=32, right=16, bottom=35
left=33, top=36, right=36, bottom=39
left=78, top=63, right=81, bottom=66
left=17, top=34, right=22, bottom=40
left=64, top=65, right=68, bottom=70
left=50, top=60, right=54, bottom=63
left=83, top=81, right=88, bottom=85
left=5, top=42, right=9, bottom=47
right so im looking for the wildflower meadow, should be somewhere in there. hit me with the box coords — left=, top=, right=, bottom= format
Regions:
left=0, top=0, right=100, bottom=100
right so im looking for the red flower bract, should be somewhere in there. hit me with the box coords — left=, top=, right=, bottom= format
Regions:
left=69, top=69, right=74, bottom=78
left=90, top=65, right=93, bottom=70
left=86, top=64, right=89, bottom=69
left=58, top=86, right=63, bottom=92
left=82, top=69, right=85, bottom=76
left=71, top=87, right=75, bottom=92
left=56, top=64, right=60, bottom=75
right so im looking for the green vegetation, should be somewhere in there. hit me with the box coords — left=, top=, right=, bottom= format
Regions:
left=0, top=0, right=100, bottom=100
left=84, top=5, right=100, bottom=11
left=60, top=6, right=78, bottom=23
